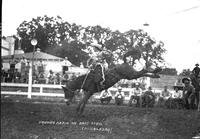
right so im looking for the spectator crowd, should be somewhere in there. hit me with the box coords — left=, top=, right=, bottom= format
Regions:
left=1, top=56, right=78, bottom=85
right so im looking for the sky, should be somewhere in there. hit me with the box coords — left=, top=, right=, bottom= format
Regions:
left=2, top=0, right=200, bottom=72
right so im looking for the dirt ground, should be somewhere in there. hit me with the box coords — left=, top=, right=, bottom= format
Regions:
left=1, top=96, right=200, bottom=139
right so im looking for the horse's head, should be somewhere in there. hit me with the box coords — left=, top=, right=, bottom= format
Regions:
left=62, top=86, right=75, bottom=105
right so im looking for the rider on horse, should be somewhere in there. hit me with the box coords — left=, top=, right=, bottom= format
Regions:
left=86, top=43, right=111, bottom=92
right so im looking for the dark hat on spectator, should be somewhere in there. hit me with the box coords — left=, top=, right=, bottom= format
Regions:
left=148, top=86, right=152, bottom=90
left=195, top=63, right=199, bottom=66
left=182, top=78, right=190, bottom=83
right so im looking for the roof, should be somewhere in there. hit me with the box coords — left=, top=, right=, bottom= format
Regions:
left=2, top=51, right=63, bottom=61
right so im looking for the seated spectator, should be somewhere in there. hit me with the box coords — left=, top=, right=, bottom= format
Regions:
left=115, top=87, right=124, bottom=105
left=1, top=69, right=6, bottom=82
left=142, top=86, right=155, bottom=107
left=38, top=72, right=46, bottom=84
left=47, top=70, right=55, bottom=84
left=70, top=73, right=77, bottom=81
left=182, top=78, right=196, bottom=109
left=14, top=69, right=21, bottom=83
left=128, top=83, right=142, bottom=107
left=100, top=89, right=112, bottom=104
left=55, top=73, right=61, bottom=84
left=173, top=86, right=183, bottom=98
left=7, top=69, right=14, bottom=82
left=161, top=86, right=171, bottom=99
left=158, top=86, right=171, bottom=107
left=62, top=72, right=69, bottom=84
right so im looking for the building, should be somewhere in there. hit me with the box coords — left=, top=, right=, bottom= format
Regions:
left=2, top=48, right=88, bottom=76
left=1, top=36, right=15, bottom=56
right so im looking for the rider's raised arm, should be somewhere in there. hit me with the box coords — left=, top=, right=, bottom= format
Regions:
left=86, top=58, right=92, bottom=68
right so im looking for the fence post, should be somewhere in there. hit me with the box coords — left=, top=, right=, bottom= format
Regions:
left=40, top=86, right=43, bottom=94
left=28, top=66, right=32, bottom=99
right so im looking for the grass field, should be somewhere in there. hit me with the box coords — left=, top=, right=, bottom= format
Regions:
left=1, top=96, right=200, bottom=139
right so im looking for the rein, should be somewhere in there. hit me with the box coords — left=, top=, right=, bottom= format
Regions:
left=80, top=70, right=90, bottom=91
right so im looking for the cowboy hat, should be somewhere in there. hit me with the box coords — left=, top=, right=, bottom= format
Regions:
left=90, top=43, right=102, bottom=51
left=182, top=77, right=190, bottom=83
left=195, top=63, right=199, bottom=66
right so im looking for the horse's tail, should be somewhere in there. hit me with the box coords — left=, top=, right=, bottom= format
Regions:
left=123, top=48, right=141, bottom=63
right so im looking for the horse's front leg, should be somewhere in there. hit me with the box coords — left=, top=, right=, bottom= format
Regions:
left=78, top=93, right=91, bottom=115
left=76, top=90, right=85, bottom=113
left=76, top=99, right=82, bottom=114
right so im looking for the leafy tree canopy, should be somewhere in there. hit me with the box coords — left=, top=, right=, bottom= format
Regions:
left=16, top=15, right=166, bottom=68
left=159, top=68, right=178, bottom=75
left=179, top=69, right=192, bottom=76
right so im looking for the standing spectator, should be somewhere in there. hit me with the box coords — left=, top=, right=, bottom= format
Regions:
left=37, top=59, right=45, bottom=74
left=182, top=78, right=196, bottom=109
left=80, top=62, right=84, bottom=68
left=20, top=56, right=27, bottom=83
left=62, top=57, right=72, bottom=75
left=129, top=83, right=143, bottom=107
left=9, top=55, right=18, bottom=72
left=115, top=87, right=124, bottom=105
left=192, top=63, right=200, bottom=78
left=100, top=89, right=112, bottom=104
left=9, top=55, right=19, bottom=82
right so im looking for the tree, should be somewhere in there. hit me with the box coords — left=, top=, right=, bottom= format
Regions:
left=179, top=69, right=192, bottom=76
left=17, top=15, right=77, bottom=52
left=159, top=68, right=178, bottom=75
left=46, top=40, right=89, bottom=66
left=16, top=16, right=166, bottom=68
left=132, top=30, right=166, bottom=68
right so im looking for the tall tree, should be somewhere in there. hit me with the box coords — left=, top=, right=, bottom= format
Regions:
left=16, top=16, right=166, bottom=68
left=159, top=68, right=178, bottom=75
left=133, top=30, right=166, bottom=68
left=17, top=15, right=73, bottom=52
left=179, top=69, right=192, bottom=76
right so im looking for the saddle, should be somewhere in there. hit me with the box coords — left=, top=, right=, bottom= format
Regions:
left=89, top=63, right=106, bottom=91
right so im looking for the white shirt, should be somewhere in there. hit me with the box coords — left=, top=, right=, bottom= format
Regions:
left=100, top=90, right=112, bottom=98
left=131, top=88, right=143, bottom=96
left=173, top=90, right=183, bottom=98
left=62, top=59, right=72, bottom=66
left=115, top=91, right=124, bottom=98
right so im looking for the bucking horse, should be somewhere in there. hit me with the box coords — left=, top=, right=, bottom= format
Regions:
left=62, top=49, right=162, bottom=115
